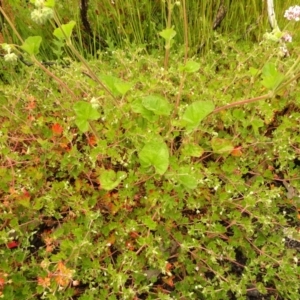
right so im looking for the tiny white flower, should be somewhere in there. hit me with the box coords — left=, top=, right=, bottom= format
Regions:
left=31, top=7, right=53, bottom=25
left=90, top=97, right=100, bottom=109
left=4, top=52, right=18, bottom=63
left=284, top=5, right=300, bottom=21
left=281, top=32, right=292, bottom=43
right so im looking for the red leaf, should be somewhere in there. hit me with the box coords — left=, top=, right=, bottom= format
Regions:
left=87, top=135, right=97, bottom=146
left=7, top=241, right=19, bottom=249
left=0, top=277, right=5, bottom=287
left=51, top=123, right=63, bottom=135
left=231, top=146, right=243, bottom=157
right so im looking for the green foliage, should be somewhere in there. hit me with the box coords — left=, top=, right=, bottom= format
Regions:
left=20, top=36, right=42, bottom=55
left=99, top=169, right=127, bottom=191
left=1, top=1, right=300, bottom=299
left=139, top=136, right=169, bottom=175
left=261, top=62, right=285, bottom=91
left=182, top=101, right=215, bottom=132
left=53, top=21, right=76, bottom=41
left=73, top=101, right=100, bottom=132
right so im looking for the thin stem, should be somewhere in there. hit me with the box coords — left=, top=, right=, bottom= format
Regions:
left=31, top=56, right=79, bottom=100
left=164, top=0, right=173, bottom=70
left=182, top=0, right=188, bottom=64
left=0, top=6, right=24, bottom=44
left=277, top=70, right=300, bottom=91
left=211, top=93, right=272, bottom=114
left=51, top=10, right=118, bottom=103
left=175, top=72, right=186, bottom=112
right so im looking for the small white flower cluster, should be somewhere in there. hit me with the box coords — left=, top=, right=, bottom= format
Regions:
left=284, top=5, right=300, bottom=21
left=1, top=43, right=18, bottom=63
left=281, top=32, right=292, bottom=43
left=31, top=0, right=54, bottom=25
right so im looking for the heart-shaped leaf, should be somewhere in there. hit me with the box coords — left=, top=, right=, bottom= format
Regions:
left=211, top=137, right=234, bottom=154
left=261, top=63, right=285, bottom=91
left=53, top=21, right=76, bottom=40
left=159, top=27, right=176, bottom=41
left=74, top=101, right=100, bottom=121
left=182, top=101, right=214, bottom=132
left=100, top=169, right=127, bottom=191
left=176, top=166, right=198, bottom=189
left=139, top=137, right=169, bottom=175
left=75, top=119, right=89, bottom=133
left=142, top=95, right=172, bottom=116
left=179, top=61, right=200, bottom=73
left=20, top=36, right=42, bottom=55
left=181, top=144, right=204, bottom=157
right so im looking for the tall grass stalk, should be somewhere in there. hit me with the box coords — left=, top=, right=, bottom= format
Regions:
left=2, top=0, right=300, bottom=58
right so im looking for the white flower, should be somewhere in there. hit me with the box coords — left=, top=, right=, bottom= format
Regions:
left=281, top=32, right=292, bottom=43
left=284, top=5, right=300, bottom=21
left=90, top=97, right=100, bottom=109
left=4, top=52, right=18, bottom=63
left=279, top=45, right=289, bottom=57
left=31, top=7, right=53, bottom=25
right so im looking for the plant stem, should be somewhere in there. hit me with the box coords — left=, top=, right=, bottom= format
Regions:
left=211, top=93, right=272, bottom=114
left=0, top=6, right=24, bottom=43
left=164, top=0, right=173, bottom=70
left=31, top=56, right=79, bottom=100
left=51, top=11, right=118, bottom=102
left=182, top=0, right=188, bottom=64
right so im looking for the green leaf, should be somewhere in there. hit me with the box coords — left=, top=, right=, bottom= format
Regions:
left=75, top=119, right=90, bottom=132
left=32, top=0, right=55, bottom=7
left=44, top=0, right=55, bottom=7
left=182, top=101, right=214, bottom=132
left=158, top=27, right=176, bottom=41
left=139, top=137, right=169, bottom=175
left=53, top=21, right=76, bottom=40
left=261, top=63, right=285, bottom=91
left=211, top=137, right=234, bottom=154
left=251, top=119, right=264, bottom=136
left=33, top=197, right=45, bottom=210
left=74, top=101, right=100, bottom=121
left=181, top=144, right=204, bottom=157
left=177, top=166, right=198, bottom=189
left=142, top=95, right=172, bottom=116
left=131, top=99, right=157, bottom=122
left=99, top=74, right=132, bottom=97
left=249, top=67, right=259, bottom=77
left=142, top=216, right=157, bottom=230
left=99, top=169, right=127, bottom=191
left=20, top=36, right=42, bottom=55
left=114, top=82, right=132, bottom=96
left=179, top=61, right=200, bottom=73
left=74, top=101, right=100, bottom=132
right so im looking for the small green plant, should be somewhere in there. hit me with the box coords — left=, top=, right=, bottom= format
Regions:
left=1, top=1, right=300, bottom=299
